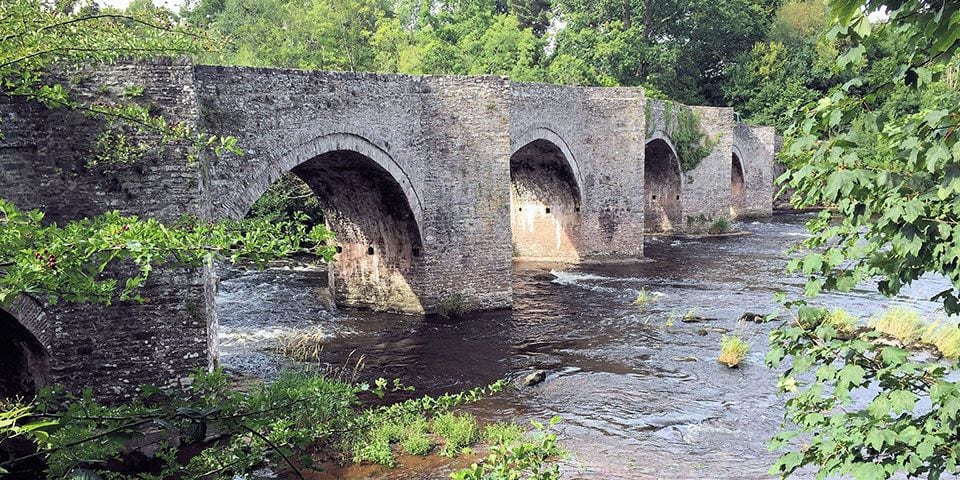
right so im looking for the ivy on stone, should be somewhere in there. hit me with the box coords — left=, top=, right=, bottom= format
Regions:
left=645, top=100, right=718, bottom=172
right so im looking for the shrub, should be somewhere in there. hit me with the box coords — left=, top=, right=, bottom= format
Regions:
left=402, top=431, right=433, bottom=456
left=869, top=307, right=924, bottom=343
left=718, top=335, right=749, bottom=367
left=451, top=417, right=565, bottom=480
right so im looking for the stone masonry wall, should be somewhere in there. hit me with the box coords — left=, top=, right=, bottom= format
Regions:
left=682, top=106, right=736, bottom=226
left=194, top=67, right=514, bottom=313
left=0, top=59, right=213, bottom=398
left=732, top=123, right=775, bottom=217
left=510, top=83, right=646, bottom=261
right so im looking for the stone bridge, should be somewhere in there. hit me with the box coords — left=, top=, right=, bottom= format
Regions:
left=0, top=59, right=776, bottom=397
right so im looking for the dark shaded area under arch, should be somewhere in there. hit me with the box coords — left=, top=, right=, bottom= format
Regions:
left=644, top=139, right=683, bottom=233
left=510, top=139, right=582, bottom=261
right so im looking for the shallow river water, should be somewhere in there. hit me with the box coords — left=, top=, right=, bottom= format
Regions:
left=216, top=214, right=950, bottom=479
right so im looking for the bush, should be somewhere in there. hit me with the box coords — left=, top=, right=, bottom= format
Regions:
left=451, top=417, right=565, bottom=480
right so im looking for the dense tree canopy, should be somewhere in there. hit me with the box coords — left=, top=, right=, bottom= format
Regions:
left=174, top=0, right=786, bottom=106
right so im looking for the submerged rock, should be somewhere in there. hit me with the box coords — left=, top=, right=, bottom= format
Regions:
left=522, top=370, right=547, bottom=386
left=739, top=312, right=768, bottom=323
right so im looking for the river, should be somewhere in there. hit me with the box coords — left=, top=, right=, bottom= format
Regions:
left=216, top=214, right=949, bottom=479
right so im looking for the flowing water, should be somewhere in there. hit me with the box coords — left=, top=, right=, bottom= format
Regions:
left=216, top=214, right=950, bottom=479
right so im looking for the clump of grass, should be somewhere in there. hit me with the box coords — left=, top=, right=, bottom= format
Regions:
left=684, top=307, right=699, bottom=321
left=826, top=308, right=858, bottom=335
left=275, top=327, right=327, bottom=362
left=920, top=321, right=960, bottom=359
left=484, top=422, right=525, bottom=447
left=869, top=307, right=925, bottom=343
left=708, top=217, right=732, bottom=234
left=718, top=334, right=749, bottom=368
left=633, top=288, right=660, bottom=307
left=432, top=412, right=479, bottom=457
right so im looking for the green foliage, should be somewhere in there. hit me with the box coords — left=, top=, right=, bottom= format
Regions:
left=0, top=199, right=335, bottom=306
left=451, top=417, right=565, bottom=480
left=779, top=0, right=960, bottom=313
left=2, top=370, right=363, bottom=479
left=0, top=373, right=530, bottom=478
left=433, top=412, right=480, bottom=457
left=723, top=0, right=838, bottom=129
left=247, top=173, right=325, bottom=227
left=483, top=422, right=525, bottom=446
left=767, top=310, right=960, bottom=479
left=436, top=292, right=467, bottom=319
left=648, top=101, right=718, bottom=171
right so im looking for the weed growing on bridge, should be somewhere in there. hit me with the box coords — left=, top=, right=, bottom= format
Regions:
left=645, top=101, right=719, bottom=172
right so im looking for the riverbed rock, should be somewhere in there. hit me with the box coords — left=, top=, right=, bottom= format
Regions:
left=739, top=312, right=767, bottom=323
left=532, top=273, right=556, bottom=282
left=522, top=370, right=547, bottom=386
left=703, top=327, right=730, bottom=334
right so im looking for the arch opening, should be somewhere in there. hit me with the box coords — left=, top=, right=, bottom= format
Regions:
left=644, top=138, right=683, bottom=233
left=731, top=152, right=746, bottom=219
left=244, top=149, right=424, bottom=314
left=510, top=139, right=582, bottom=262
left=0, top=308, right=50, bottom=399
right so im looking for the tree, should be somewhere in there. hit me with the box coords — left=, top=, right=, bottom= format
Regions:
left=769, top=0, right=960, bottom=478
left=552, top=0, right=777, bottom=103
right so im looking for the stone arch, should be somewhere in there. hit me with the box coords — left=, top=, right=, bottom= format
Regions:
left=511, top=127, right=584, bottom=200
left=644, top=136, right=684, bottom=233
left=232, top=133, right=424, bottom=237
left=0, top=297, right=51, bottom=399
left=232, top=133, right=424, bottom=313
left=510, top=134, right=582, bottom=262
left=731, top=147, right=746, bottom=219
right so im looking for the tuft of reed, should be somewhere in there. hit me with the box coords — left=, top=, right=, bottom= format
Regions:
left=869, top=307, right=925, bottom=343
left=633, top=288, right=660, bottom=307
left=718, top=334, right=749, bottom=368
left=920, top=320, right=960, bottom=359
